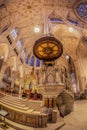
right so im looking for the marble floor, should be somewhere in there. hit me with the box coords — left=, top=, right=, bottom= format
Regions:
left=61, top=100, right=87, bottom=130
left=0, top=100, right=87, bottom=130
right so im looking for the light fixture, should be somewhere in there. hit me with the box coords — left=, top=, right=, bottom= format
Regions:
left=34, top=27, right=40, bottom=33
left=68, top=27, right=73, bottom=32
left=65, top=54, right=69, bottom=60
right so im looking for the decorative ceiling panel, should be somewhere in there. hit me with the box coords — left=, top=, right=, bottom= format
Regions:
left=0, top=0, right=87, bottom=65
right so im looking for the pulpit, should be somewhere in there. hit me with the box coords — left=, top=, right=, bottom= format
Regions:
left=33, top=35, right=64, bottom=123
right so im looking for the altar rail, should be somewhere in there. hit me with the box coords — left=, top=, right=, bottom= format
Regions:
left=0, top=103, right=47, bottom=128
left=0, top=93, right=47, bottom=128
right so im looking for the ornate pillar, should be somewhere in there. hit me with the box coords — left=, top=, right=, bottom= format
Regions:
left=43, top=71, right=46, bottom=84
left=62, top=72, right=65, bottom=84
left=19, top=77, right=24, bottom=99
left=43, top=97, right=57, bottom=109
left=55, top=69, right=61, bottom=83
left=74, top=60, right=83, bottom=92
left=11, top=70, right=15, bottom=89
left=0, top=62, right=6, bottom=87
left=10, top=70, right=15, bottom=94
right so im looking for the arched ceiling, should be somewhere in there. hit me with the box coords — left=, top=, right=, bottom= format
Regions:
left=0, top=0, right=87, bottom=68
left=52, top=24, right=81, bottom=58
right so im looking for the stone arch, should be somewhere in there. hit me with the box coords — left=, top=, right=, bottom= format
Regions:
left=14, top=65, right=24, bottom=88
left=0, top=56, right=17, bottom=86
left=0, top=44, right=9, bottom=84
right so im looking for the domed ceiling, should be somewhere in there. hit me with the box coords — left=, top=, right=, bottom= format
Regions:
left=0, top=0, right=87, bottom=69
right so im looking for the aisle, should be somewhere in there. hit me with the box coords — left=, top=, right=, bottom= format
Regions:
left=61, top=100, right=87, bottom=130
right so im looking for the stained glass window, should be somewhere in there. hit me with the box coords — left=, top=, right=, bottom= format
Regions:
left=30, top=56, right=34, bottom=66
left=11, top=28, right=18, bottom=39
left=50, top=18, right=63, bottom=23
left=17, top=39, right=23, bottom=51
left=68, top=19, right=78, bottom=25
left=36, top=59, right=40, bottom=67
left=26, top=55, right=29, bottom=64
left=77, top=3, right=87, bottom=21
left=22, top=48, right=26, bottom=58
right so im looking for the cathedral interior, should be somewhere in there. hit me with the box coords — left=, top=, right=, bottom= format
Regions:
left=0, top=0, right=87, bottom=130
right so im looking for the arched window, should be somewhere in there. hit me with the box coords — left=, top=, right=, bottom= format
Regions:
left=26, top=55, right=29, bottom=64
left=77, top=3, right=87, bottom=21
left=22, top=48, right=26, bottom=58
left=30, top=56, right=34, bottom=66
left=36, top=59, right=40, bottom=67
left=10, top=28, right=18, bottom=39
left=17, top=39, right=23, bottom=51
